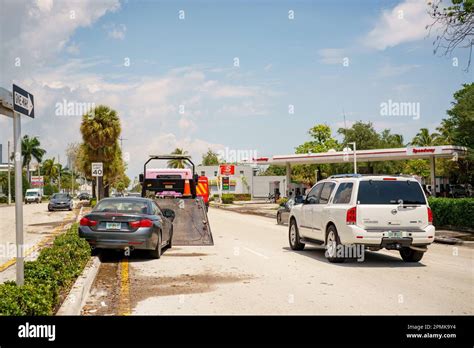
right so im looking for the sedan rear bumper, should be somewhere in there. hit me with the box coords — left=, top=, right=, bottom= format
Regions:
left=78, top=226, right=156, bottom=250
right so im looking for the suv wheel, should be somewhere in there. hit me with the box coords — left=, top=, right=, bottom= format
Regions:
left=325, top=225, right=344, bottom=263
left=399, top=247, right=424, bottom=262
left=289, top=219, right=305, bottom=250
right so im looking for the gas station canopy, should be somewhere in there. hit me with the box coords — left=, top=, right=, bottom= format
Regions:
left=255, top=145, right=468, bottom=166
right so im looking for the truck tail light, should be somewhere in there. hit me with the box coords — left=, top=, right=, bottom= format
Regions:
left=80, top=217, right=97, bottom=227
left=427, top=207, right=433, bottom=224
left=129, top=219, right=153, bottom=228
left=346, top=206, right=357, bottom=225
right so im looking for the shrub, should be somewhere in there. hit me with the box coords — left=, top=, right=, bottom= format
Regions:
left=276, top=197, right=288, bottom=206
left=0, top=224, right=91, bottom=315
left=221, top=194, right=234, bottom=204
left=43, top=184, right=59, bottom=196
left=428, top=197, right=474, bottom=230
left=233, top=193, right=251, bottom=201
left=90, top=198, right=97, bottom=208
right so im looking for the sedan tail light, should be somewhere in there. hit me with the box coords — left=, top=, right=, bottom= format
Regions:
left=346, top=206, right=357, bottom=225
left=80, top=217, right=97, bottom=227
left=427, top=207, right=433, bottom=224
left=129, top=219, right=153, bottom=228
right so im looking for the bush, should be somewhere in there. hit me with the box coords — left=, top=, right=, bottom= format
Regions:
left=428, top=197, right=474, bottom=230
left=0, top=224, right=91, bottom=315
left=90, top=198, right=97, bottom=208
left=43, top=183, right=58, bottom=196
left=276, top=197, right=288, bottom=206
left=233, top=193, right=251, bottom=201
left=221, top=194, right=234, bottom=204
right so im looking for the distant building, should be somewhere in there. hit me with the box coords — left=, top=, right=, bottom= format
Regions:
left=196, top=164, right=302, bottom=199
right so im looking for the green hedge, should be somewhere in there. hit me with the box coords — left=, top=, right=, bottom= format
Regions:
left=0, top=224, right=91, bottom=315
left=428, top=197, right=474, bottom=230
left=221, top=194, right=234, bottom=204
left=233, top=193, right=251, bottom=201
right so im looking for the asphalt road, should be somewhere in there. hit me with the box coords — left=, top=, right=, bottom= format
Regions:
left=0, top=202, right=77, bottom=283
left=83, top=207, right=473, bottom=315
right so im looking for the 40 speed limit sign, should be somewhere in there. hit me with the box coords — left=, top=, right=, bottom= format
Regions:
left=91, top=162, right=103, bottom=177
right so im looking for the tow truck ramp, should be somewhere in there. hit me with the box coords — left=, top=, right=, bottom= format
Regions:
left=156, top=197, right=213, bottom=246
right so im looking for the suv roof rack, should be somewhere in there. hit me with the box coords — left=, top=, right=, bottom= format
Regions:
left=328, top=173, right=415, bottom=179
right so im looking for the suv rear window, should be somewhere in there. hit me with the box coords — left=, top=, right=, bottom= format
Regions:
left=357, top=180, right=426, bottom=205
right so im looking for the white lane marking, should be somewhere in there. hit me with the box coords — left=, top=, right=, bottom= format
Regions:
left=243, top=247, right=269, bottom=259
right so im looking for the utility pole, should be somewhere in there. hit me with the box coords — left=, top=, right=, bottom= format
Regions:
left=13, top=112, right=24, bottom=285
left=58, top=154, right=61, bottom=193
left=350, top=142, right=357, bottom=174
left=7, top=140, right=11, bottom=205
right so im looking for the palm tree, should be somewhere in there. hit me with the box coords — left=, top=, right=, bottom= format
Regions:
left=410, top=128, right=440, bottom=146
left=42, top=158, right=59, bottom=184
left=435, top=119, right=455, bottom=145
left=167, top=148, right=189, bottom=168
left=80, top=105, right=122, bottom=198
left=21, top=135, right=46, bottom=183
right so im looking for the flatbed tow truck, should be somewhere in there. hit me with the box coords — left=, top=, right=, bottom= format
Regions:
left=139, top=155, right=213, bottom=246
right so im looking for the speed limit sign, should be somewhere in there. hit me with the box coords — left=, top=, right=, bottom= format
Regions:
left=91, top=162, right=103, bottom=177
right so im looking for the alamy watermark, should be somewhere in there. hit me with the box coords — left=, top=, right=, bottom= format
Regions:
left=325, top=243, right=365, bottom=262
left=380, top=99, right=420, bottom=120
left=217, top=147, right=258, bottom=163
left=55, top=99, right=95, bottom=117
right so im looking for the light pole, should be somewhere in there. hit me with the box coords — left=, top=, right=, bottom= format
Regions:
left=349, top=142, right=357, bottom=174
left=7, top=140, right=11, bottom=205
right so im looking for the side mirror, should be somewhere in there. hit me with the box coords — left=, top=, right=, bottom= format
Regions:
left=139, top=174, right=144, bottom=183
left=162, top=208, right=175, bottom=221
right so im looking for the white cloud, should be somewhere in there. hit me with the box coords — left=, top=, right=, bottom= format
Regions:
left=377, top=63, right=420, bottom=77
left=318, top=48, right=346, bottom=65
left=364, top=0, right=433, bottom=50
left=104, top=23, right=127, bottom=40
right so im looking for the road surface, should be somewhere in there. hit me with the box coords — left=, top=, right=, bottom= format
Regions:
left=0, top=202, right=77, bottom=283
left=82, top=207, right=473, bottom=315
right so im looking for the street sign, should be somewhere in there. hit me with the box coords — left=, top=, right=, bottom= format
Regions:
left=222, top=176, right=230, bottom=190
left=31, top=176, right=44, bottom=187
left=220, top=164, right=235, bottom=176
left=12, top=84, right=34, bottom=118
left=91, top=162, right=103, bottom=177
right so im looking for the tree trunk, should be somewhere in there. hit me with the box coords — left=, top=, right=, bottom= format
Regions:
left=99, top=176, right=105, bottom=200
left=92, top=179, right=96, bottom=199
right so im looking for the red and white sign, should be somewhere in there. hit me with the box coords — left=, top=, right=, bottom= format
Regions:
left=406, top=147, right=441, bottom=156
left=31, top=176, right=44, bottom=187
left=219, top=164, right=235, bottom=176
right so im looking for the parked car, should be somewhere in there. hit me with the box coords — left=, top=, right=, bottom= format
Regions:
left=78, top=197, right=174, bottom=259
left=77, top=192, right=91, bottom=201
left=276, top=196, right=305, bottom=225
left=48, top=193, right=73, bottom=211
left=449, top=184, right=468, bottom=198
left=126, top=192, right=142, bottom=197
left=25, top=188, right=42, bottom=204
left=288, top=174, right=435, bottom=263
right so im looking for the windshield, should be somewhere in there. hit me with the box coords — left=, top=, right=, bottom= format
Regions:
left=26, top=192, right=38, bottom=196
left=94, top=200, right=149, bottom=214
left=52, top=194, right=69, bottom=199
left=357, top=180, right=426, bottom=205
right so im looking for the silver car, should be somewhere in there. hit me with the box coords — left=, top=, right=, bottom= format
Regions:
left=78, top=197, right=174, bottom=259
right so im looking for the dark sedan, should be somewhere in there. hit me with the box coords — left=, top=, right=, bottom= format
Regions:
left=276, top=196, right=305, bottom=225
left=78, top=197, right=174, bottom=259
left=48, top=193, right=73, bottom=211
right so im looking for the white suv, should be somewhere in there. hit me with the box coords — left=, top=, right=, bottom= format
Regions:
left=288, top=174, right=435, bottom=263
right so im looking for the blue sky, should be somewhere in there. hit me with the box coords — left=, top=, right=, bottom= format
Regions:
left=0, top=0, right=472, bottom=179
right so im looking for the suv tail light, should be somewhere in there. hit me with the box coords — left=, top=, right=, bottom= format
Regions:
left=129, top=219, right=153, bottom=228
left=80, top=217, right=97, bottom=227
left=427, top=207, right=433, bottom=224
left=346, top=206, right=357, bottom=225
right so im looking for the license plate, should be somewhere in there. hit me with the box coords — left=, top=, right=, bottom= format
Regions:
left=387, top=231, right=402, bottom=238
left=106, top=222, right=121, bottom=230
left=165, top=185, right=173, bottom=189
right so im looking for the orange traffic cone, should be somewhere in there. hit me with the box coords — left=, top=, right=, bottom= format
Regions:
left=183, top=179, right=191, bottom=196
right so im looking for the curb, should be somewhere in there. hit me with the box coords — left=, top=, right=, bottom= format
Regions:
left=56, top=256, right=101, bottom=316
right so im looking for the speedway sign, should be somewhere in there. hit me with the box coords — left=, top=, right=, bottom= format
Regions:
left=30, top=176, right=44, bottom=187
left=220, top=164, right=235, bottom=176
